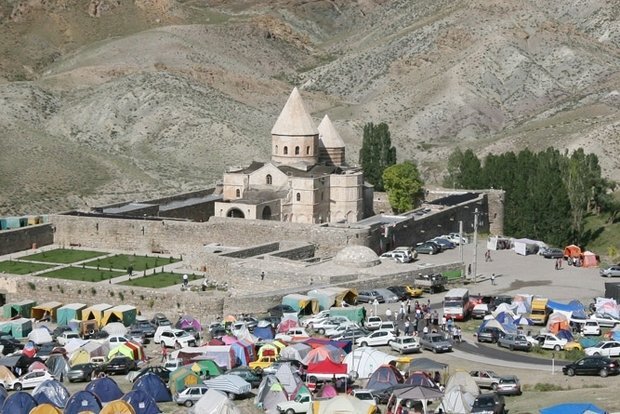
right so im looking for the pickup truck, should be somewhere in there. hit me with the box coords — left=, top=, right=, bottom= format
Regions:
left=414, top=273, right=447, bottom=293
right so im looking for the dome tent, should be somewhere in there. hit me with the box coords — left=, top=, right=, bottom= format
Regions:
left=122, top=390, right=160, bottom=414
left=28, top=404, right=63, bottom=414
left=32, top=379, right=70, bottom=408
left=366, top=364, right=404, bottom=391
left=2, top=391, right=38, bottom=414
left=190, top=388, right=241, bottom=414
left=64, top=391, right=102, bottom=414
left=86, top=377, right=124, bottom=403
left=133, top=372, right=172, bottom=402
left=100, top=400, right=136, bottom=414
left=343, top=347, right=395, bottom=379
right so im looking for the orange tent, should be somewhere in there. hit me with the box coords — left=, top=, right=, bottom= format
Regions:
left=582, top=251, right=599, bottom=268
left=563, top=245, right=581, bottom=258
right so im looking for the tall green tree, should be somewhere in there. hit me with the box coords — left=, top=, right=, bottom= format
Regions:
left=443, top=148, right=482, bottom=189
left=382, top=161, right=425, bottom=214
left=359, top=122, right=397, bottom=191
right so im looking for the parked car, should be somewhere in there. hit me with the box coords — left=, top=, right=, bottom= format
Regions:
left=476, top=327, right=503, bottom=344
left=563, top=356, right=620, bottom=377
left=387, top=286, right=410, bottom=301
left=6, top=370, right=55, bottom=391
left=325, top=321, right=359, bottom=338
left=132, top=319, right=156, bottom=337
left=249, top=356, right=278, bottom=374
left=101, top=356, right=137, bottom=375
left=414, top=242, right=440, bottom=255
left=227, top=367, right=262, bottom=387
left=600, top=265, right=620, bottom=278
left=150, top=313, right=172, bottom=327
left=127, top=328, right=148, bottom=344
left=472, top=304, right=490, bottom=319
left=0, top=337, right=23, bottom=355
left=431, top=238, right=456, bottom=250
left=67, top=363, right=100, bottom=383
left=52, top=325, right=73, bottom=340
left=496, top=376, right=522, bottom=396
left=331, top=328, right=370, bottom=342
left=425, top=240, right=444, bottom=252
left=154, top=327, right=196, bottom=348
left=469, top=370, right=502, bottom=390
left=374, top=288, right=400, bottom=303
left=471, top=392, right=506, bottom=414
left=389, top=336, right=421, bottom=354
left=449, top=233, right=469, bottom=244
left=380, top=251, right=412, bottom=263
left=107, top=335, right=130, bottom=347
left=57, top=331, right=81, bottom=346
left=174, top=384, right=209, bottom=407
left=267, top=304, right=297, bottom=317
left=540, top=247, right=564, bottom=259
left=300, top=311, right=330, bottom=327
left=355, top=330, right=396, bottom=347
left=352, top=389, right=379, bottom=412
left=581, top=320, right=601, bottom=336
left=34, top=342, right=57, bottom=361
left=584, top=341, right=620, bottom=357
left=365, top=316, right=383, bottom=331
left=589, top=313, right=620, bottom=328
left=310, top=316, right=351, bottom=335
left=131, top=365, right=171, bottom=383
left=535, top=333, right=582, bottom=351
left=497, top=333, right=532, bottom=352
left=419, top=333, right=452, bottom=353
left=275, top=328, right=309, bottom=343
left=357, top=291, right=385, bottom=304
left=404, top=285, right=424, bottom=298
left=377, top=321, right=396, bottom=334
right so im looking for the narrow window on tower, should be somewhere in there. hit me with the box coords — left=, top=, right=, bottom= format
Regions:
left=295, top=146, right=300, bottom=155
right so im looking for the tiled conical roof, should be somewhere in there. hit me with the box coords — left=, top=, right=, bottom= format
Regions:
left=318, top=115, right=345, bottom=148
left=271, top=87, right=318, bottom=136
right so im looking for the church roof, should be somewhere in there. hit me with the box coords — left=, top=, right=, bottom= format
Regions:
left=271, top=87, right=318, bottom=136
left=278, top=164, right=340, bottom=178
left=318, top=115, right=345, bottom=148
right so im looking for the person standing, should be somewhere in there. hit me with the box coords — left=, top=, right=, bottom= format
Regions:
left=261, top=271, right=265, bottom=281
left=372, top=298, right=379, bottom=316
left=160, top=342, right=168, bottom=363
left=491, top=273, right=496, bottom=285
left=386, top=308, right=392, bottom=321
left=399, top=301, right=406, bottom=320
left=404, top=318, right=411, bottom=336
left=406, top=298, right=411, bottom=314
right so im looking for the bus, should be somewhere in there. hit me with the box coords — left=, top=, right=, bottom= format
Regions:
left=443, top=288, right=473, bottom=321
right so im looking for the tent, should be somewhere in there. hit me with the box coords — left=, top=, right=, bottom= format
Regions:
left=28, top=328, right=53, bottom=345
left=86, top=376, right=124, bottom=403
left=28, top=360, right=48, bottom=372
left=176, top=315, right=202, bottom=331
left=122, top=390, right=160, bottom=414
left=2, top=392, right=38, bottom=414
left=390, top=385, right=444, bottom=414
left=0, top=365, right=16, bottom=383
left=512, top=238, right=541, bottom=255
left=487, top=236, right=511, bottom=251
left=64, top=390, right=102, bottom=414
left=69, top=341, right=110, bottom=366
left=540, top=403, right=606, bottom=414
left=103, top=322, right=128, bottom=337
left=329, top=306, right=366, bottom=324
left=29, top=404, right=63, bottom=414
left=280, top=343, right=313, bottom=362
left=547, top=300, right=588, bottom=320
left=31, top=302, right=63, bottom=322
left=343, top=347, right=395, bottom=379
left=318, top=383, right=337, bottom=398
left=45, top=355, right=69, bottom=381
left=3, top=300, right=36, bottom=319
left=81, top=303, right=113, bottom=326
left=306, top=359, right=348, bottom=382
left=366, top=364, right=404, bottom=391
left=0, top=386, right=6, bottom=409
left=253, top=324, right=274, bottom=341
left=582, top=251, right=599, bottom=268
left=56, top=304, right=86, bottom=326
left=190, top=360, right=223, bottom=379
left=282, top=294, right=319, bottom=315
left=0, top=318, right=33, bottom=339
left=564, top=245, right=582, bottom=259
left=202, top=374, right=252, bottom=396
left=101, top=305, right=137, bottom=327
left=275, top=363, right=302, bottom=395
left=32, top=379, right=70, bottom=408
left=179, top=346, right=235, bottom=370
left=407, top=357, right=448, bottom=374
left=100, top=400, right=136, bottom=414
left=438, top=385, right=477, bottom=414
left=254, top=375, right=283, bottom=409
left=191, top=389, right=241, bottom=414
left=445, top=371, right=480, bottom=396
left=133, top=372, right=172, bottom=402
left=108, top=342, right=144, bottom=361
left=230, top=341, right=252, bottom=367
left=546, top=312, right=570, bottom=334
left=312, top=395, right=375, bottom=414
left=256, top=342, right=284, bottom=359
left=404, top=372, right=437, bottom=388
left=302, top=345, right=346, bottom=365
left=307, top=288, right=357, bottom=310
left=169, top=367, right=200, bottom=395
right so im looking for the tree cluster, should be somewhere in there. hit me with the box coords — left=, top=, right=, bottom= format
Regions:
left=359, top=122, right=396, bottom=191
left=443, top=147, right=615, bottom=247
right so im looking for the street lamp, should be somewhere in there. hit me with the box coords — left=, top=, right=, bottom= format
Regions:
left=472, top=208, right=480, bottom=285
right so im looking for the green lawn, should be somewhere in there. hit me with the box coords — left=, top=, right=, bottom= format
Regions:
left=87, top=254, right=181, bottom=271
left=38, top=266, right=124, bottom=282
left=119, top=272, right=202, bottom=288
left=0, top=261, right=56, bottom=274
left=20, top=249, right=107, bottom=264
left=583, top=211, right=620, bottom=265
left=443, top=269, right=463, bottom=280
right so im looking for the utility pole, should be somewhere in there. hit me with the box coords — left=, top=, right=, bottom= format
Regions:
left=459, top=220, right=464, bottom=264
left=472, top=208, right=479, bottom=285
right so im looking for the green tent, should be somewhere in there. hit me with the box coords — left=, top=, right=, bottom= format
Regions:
left=57, top=303, right=87, bottom=326
left=190, top=360, right=223, bottom=379
left=329, top=305, right=366, bottom=323
left=101, top=305, right=137, bottom=327
left=5, top=318, right=33, bottom=339
left=168, top=367, right=200, bottom=395
left=3, top=300, right=36, bottom=319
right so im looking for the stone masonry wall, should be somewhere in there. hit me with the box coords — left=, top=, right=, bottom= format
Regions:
left=0, top=224, right=54, bottom=256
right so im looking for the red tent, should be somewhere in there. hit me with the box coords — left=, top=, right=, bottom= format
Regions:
left=564, top=245, right=581, bottom=258
left=307, top=359, right=348, bottom=375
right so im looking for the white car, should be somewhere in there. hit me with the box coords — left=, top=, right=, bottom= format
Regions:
left=584, top=341, right=620, bottom=357
left=352, top=389, right=379, bottom=411
left=57, top=331, right=81, bottom=346
left=7, top=370, right=55, bottom=391
left=275, top=328, right=310, bottom=343
left=589, top=313, right=620, bottom=328
left=300, top=311, right=330, bottom=327
left=325, top=322, right=359, bottom=337
left=309, top=316, right=351, bottom=335
left=107, top=335, right=130, bottom=348
left=389, top=336, right=421, bottom=354
left=154, top=327, right=196, bottom=348
left=535, top=333, right=581, bottom=351
left=380, top=251, right=412, bottom=263
left=581, top=320, right=601, bottom=336
left=355, top=330, right=396, bottom=347
left=365, top=316, right=382, bottom=331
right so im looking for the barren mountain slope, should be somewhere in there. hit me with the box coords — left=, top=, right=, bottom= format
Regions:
left=0, top=0, right=618, bottom=215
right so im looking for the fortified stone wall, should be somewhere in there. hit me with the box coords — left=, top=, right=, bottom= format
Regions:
left=0, top=224, right=54, bottom=256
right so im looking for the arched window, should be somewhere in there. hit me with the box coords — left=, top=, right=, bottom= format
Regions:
left=295, top=146, right=300, bottom=155
left=321, top=192, right=324, bottom=201
left=266, top=174, right=272, bottom=185
left=306, top=146, right=310, bottom=155
left=296, top=193, right=301, bottom=202
left=235, top=189, right=240, bottom=197
left=275, top=145, right=278, bottom=154
left=284, top=146, right=288, bottom=155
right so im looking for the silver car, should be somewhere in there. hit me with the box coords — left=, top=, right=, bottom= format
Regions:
left=600, top=266, right=620, bottom=278
left=419, top=333, right=452, bottom=353
left=174, top=385, right=209, bottom=407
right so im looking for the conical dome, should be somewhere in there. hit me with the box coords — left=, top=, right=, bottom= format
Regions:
left=318, top=115, right=345, bottom=148
left=271, top=87, right=318, bottom=136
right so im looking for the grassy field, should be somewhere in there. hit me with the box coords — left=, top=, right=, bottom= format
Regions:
left=583, top=211, right=620, bottom=266
left=0, top=261, right=56, bottom=274
left=38, top=266, right=124, bottom=282
left=86, top=254, right=181, bottom=271
left=443, top=269, right=463, bottom=280
left=20, top=249, right=107, bottom=264
left=119, top=272, right=202, bottom=288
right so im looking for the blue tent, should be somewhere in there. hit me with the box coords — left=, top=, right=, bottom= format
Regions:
left=540, top=403, right=606, bottom=414
left=547, top=300, right=588, bottom=319
left=366, top=365, right=404, bottom=391
left=1, top=392, right=38, bottom=414
left=557, top=329, right=575, bottom=341
left=86, top=376, right=124, bottom=403
left=64, top=390, right=102, bottom=414
left=132, top=372, right=172, bottom=402
left=122, top=389, right=161, bottom=414
left=611, top=331, right=620, bottom=341
left=32, top=379, right=70, bottom=408
left=0, top=386, right=7, bottom=408
left=230, top=342, right=249, bottom=366
left=254, top=325, right=274, bottom=340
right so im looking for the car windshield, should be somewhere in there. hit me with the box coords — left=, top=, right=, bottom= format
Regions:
left=430, top=336, right=443, bottom=342
left=356, top=393, right=373, bottom=400
left=475, top=397, right=495, bottom=408
left=401, top=338, right=415, bottom=344
left=500, top=378, right=516, bottom=384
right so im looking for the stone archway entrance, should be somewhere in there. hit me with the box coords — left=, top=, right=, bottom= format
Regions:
left=227, top=208, right=245, bottom=218
left=262, top=206, right=272, bottom=220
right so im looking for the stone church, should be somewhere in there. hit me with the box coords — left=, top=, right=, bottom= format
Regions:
left=214, top=88, right=373, bottom=224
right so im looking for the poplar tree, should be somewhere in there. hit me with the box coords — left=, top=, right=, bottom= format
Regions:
left=359, top=122, right=397, bottom=191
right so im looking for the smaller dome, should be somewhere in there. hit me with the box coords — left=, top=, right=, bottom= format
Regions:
left=334, top=246, right=380, bottom=268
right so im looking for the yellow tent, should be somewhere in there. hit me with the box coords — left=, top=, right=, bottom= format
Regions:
left=29, top=404, right=62, bottom=414
left=69, top=349, right=91, bottom=367
left=81, top=303, right=113, bottom=326
left=108, top=344, right=135, bottom=360
left=0, top=365, right=16, bottom=383
left=100, top=400, right=136, bottom=414
left=311, top=395, right=375, bottom=414
left=31, top=302, right=63, bottom=322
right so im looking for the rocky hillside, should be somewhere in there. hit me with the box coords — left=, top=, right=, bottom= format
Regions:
left=1, top=0, right=619, bottom=214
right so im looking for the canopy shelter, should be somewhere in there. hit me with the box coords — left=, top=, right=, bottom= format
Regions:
left=122, top=390, right=160, bottom=414
left=512, top=238, right=543, bottom=255
left=282, top=294, right=319, bottom=315
left=3, top=300, right=36, bottom=319
left=100, top=400, right=136, bottom=414
left=0, top=317, right=33, bottom=339
left=540, top=403, right=606, bottom=414
left=81, top=303, right=113, bottom=327
left=306, top=359, right=348, bottom=382
left=307, top=289, right=338, bottom=311
left=101, top=305, right=137, bottom=327
left=56, top=303, right=86, bottom=326
left=31, top=302, right=63, bottom=322
left=388, top=385, right=444, bottom=414
left=582, top=251, right=599, bottom=268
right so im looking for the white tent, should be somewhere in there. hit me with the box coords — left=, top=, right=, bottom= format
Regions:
left=445, top=372, right=479, bottom=396
left=191, top=389, right=240, bottom=414
left=275, top=363, right=302, bottom=395
left=512, top=238, right=544, bottom=255
left=439, top=385, right=477, bottom=414
left=103, top=322, right=127, bottom=337
left=311, top=395, right=375, bottom=414
left=492, top=303, right=516, bottom=318
left=343, top=348, right=395, bottom=379
left=28, top=328, right=53, bottom=345
left=280, top=343, right=312, bottom=362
